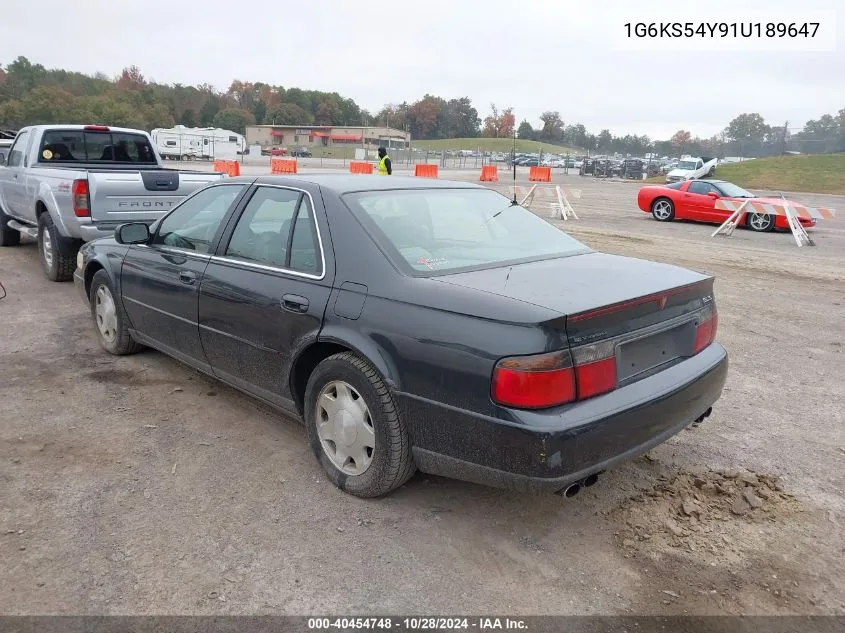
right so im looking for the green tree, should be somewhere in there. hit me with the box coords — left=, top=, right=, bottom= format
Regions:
left=538, top=111, right=564, bottom=143
left=517, top=120, right=535, bottom=140
left=0, top=99, right=25, bottom=127
left=199, top=94, right=220, bottom=126
left=180, top=108, right=196, bottom=127
left=20, top=86, right=76, bottom=124
left=212, top=108, right=255, bottom=134
left=724, top=113, right=770, bottom=156
left=266, top=103, right=314, bottom=126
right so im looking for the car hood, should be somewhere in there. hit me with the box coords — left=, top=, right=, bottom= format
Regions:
left=435, top=252, right=707, bottom=316
left=667, top=168, right=693, bottom=177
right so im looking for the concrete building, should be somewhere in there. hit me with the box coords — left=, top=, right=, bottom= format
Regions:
left=245, top=125, right=411, bottom=151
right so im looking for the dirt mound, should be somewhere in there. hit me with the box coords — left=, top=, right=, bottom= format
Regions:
left=613, top=467, right=802, bottom=564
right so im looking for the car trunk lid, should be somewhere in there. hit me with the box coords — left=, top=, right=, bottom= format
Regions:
left=440, top=252, right=718, bottom=397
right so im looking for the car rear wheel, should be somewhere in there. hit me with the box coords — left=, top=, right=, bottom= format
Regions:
left=304, top=352, right=415, bottom=498
left=747, top=212, right=775, bottom=232
left=651, top=198, right=675, bottom=221
left=89, top=270, right=142, bottom=355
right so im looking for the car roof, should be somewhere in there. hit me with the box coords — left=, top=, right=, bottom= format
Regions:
left=228, top=174, right=487, bottom=194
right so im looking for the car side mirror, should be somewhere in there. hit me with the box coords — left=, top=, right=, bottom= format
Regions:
left=115, top=222, right=151, bottom=244
left=707, top=191, right=720, bottom=199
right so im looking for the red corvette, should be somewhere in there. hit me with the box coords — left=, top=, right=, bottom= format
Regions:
left=637, top=179, right=816, bottom=232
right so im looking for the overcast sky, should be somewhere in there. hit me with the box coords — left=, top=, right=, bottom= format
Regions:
left=3, top=0, right=843, bottom=139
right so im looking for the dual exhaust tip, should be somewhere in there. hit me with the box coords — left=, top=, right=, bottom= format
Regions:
left=559, top=472, right=600, bottom=498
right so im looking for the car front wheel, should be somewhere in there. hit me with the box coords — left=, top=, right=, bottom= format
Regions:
left=651, top=198, right=675, bottom=222
left=89, top=270, right=141, bottom=355
left=304, top=352, right=415, bottom=498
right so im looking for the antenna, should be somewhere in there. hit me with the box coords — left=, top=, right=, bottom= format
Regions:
left=512, top=126, right=517, bottom=204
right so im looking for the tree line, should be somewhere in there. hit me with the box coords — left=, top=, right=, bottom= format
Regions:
left=1, top=57, right=842, bottom=157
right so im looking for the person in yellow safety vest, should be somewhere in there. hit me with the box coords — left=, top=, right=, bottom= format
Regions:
left=377, top=147, right=392, bottom=175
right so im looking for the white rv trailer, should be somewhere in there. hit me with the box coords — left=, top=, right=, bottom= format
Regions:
left=150, top=125, right=246, bottom=161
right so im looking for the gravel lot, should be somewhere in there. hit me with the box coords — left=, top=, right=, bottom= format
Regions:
left=1, top=167, right=844, bottom=615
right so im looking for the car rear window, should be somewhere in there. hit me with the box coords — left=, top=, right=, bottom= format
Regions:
left=342, top=188, right=590, bottom=275
left=38, top=130, right=157, bottom=164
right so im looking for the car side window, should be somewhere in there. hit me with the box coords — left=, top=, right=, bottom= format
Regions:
left=152, top=184, right=245, bottom=254
left=688, top=181, right=716, bottom=195
left=225, top=187, right=322, bottom=274
left=225, top=187, right=302, bottom=268
left=6, top=131, right=30, bottom=167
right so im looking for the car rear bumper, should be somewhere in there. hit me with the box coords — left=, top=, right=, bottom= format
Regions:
left=399, top=343, right=728, bottom=494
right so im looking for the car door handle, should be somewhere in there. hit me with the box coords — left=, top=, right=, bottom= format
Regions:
left=282, top=294, right=309, bottom=313
left=179, top=270, right=196, bottom=285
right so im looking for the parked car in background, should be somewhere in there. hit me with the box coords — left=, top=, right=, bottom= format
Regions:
left=290, top=147, right=312, bottom=158
left=0, top=125, right=224, bottom=281
left=75, top=175, right=726, bottom=498
left=638, top=179, right=816, bottom=232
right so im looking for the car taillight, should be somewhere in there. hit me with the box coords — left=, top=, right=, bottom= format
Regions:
left=72, top=179, right=90, bottom=217
left=491, top=350, right=576, bottom=409
left=571, top=341, right=618, bottom=400
left=83, top=125, right=110, bottom=131
left=694, top=303, right=718, bottom=353
left=492, top=342, right=620, bottom=410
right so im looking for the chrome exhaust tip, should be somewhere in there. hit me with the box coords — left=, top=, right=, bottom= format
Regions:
left=563, top=483, right=581, bottom=498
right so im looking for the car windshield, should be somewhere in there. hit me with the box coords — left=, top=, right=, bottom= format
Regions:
left=342, top=188, right=591, bottom=275
left=714, top=182, right=755, bottom=198
left=677, top=160, right=698, bottom=170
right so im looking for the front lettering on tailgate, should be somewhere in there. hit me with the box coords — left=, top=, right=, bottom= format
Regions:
left=117, top=200, right=176, bottom=208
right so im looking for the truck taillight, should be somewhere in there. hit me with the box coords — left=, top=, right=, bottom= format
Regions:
left=491, top=343, right=619, bottom=410
left=72, top=179, right=90, bottom=217
left=693, top=304, right=718, bottom=354
left=83, top=125, right=110, bottom=131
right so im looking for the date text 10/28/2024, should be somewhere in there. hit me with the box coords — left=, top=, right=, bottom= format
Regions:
left=307, top=618, right=528, bottom=631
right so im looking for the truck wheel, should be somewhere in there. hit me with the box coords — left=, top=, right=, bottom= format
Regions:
left=89, top=270, right=141, bottom=355
left=37, top=213, right=78, bottom=282
left=304, top=352, right=416, bottom=498
left=0, top=208, right=21, bottom=247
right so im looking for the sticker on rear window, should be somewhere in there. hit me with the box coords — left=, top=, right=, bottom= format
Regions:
left=42, top=149, right=53, bottom=160
left=417, top=256, right=448, bottom=270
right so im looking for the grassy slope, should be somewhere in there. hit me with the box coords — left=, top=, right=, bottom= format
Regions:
left=412, top=137, right=581, bottom=154
left=644, top=154, right=845, bottom=195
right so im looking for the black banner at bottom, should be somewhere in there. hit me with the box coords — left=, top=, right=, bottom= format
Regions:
left=0, top=616, right=843, bottom=633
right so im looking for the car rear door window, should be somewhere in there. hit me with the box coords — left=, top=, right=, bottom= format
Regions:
left=224, top=186, right=322, bottom=275
left=152, top=184, right=245, bottom=254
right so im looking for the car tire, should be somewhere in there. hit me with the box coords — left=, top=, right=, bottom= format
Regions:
left=651, top=197, right=675, bottom=222
left=304, top=352, right=415, bottom=498
left=37, top=213, right=77, bottom=282
left=0, top=207, right=21, bottom=247
left=746, top=212, right=775, bottom=232
left=89, top=269, right=141, bottom=355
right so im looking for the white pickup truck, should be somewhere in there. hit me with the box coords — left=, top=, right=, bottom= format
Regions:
left=665, top=156, right=717, bottom=184
left=0, top=124, right=225, bottom=281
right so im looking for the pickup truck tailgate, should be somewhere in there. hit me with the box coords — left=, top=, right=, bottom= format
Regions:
left=87, top=169, right=224, bottom=225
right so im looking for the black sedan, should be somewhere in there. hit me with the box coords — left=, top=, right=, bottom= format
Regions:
left=75, top=175, right=728, bottom=498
